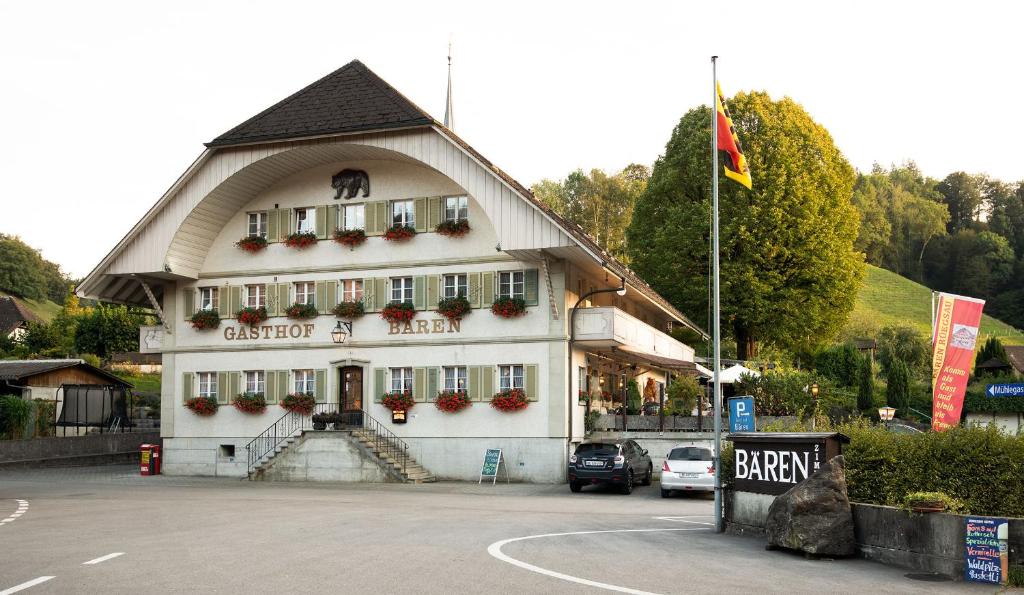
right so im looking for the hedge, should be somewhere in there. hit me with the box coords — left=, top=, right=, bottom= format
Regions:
left=963, top=374, right=1024, bottom=414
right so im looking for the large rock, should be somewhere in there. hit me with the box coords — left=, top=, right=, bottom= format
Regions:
left=765, top=454, right=856, bottom=557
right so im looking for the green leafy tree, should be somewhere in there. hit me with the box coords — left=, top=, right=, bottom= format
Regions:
left=985, top=180, right=1024, bottom=258
left=626, top=91, right=862, bottom=359
left=975, top=337, right=1009, bottom=372
left=815, top=343, right=862, bottom=387
left=0, top=234, right=48, bottom=301
left=924, top=230, right=1015, bottom=299
left=876, top=325, right=930, bottom=379
left=666, top=375, right=701, bottom=415
left=885, top=359, right=911, bottom=411
left=937, top=172, right=986, bottom=233
left=73, top=304, right=147, bottom=358
left=858, top=356, right=875, bottom=411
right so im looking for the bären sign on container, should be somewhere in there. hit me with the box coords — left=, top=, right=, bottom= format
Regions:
left=726, top=432, right=849, bottom=495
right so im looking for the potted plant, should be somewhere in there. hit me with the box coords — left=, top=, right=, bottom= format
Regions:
left=491, top=296, right=527, bottom=318
left=332, top=300, right=365, bottom=318
left=284, top=231, right=318, bottom=249
left=435, top=219, right=470, bottom=238
left=380, top=301, right=416, bottom=324
left=904, top=491, right=961, bottom=514
left=281, top=393, right=316, bottom=415
left=236, top=306, right=268, bottom=325
left=436, top=295, right=471, bottom=322
left=312, top=411, right=341, bottom=430
left=233, top=392, right=267, bottom=414
left=333, top=228, right=367, bottom=248
left=383, top=224, right=416, bottom=242
left=435, top=390, right=472, bottom=413
left=190, top=309, right=221, bottom=330
left=285, top=302, right=318, bottom=319
left=491, top=388, right=529, bottom=412
left=235, top=235, right=268, bottom=253
left=382, top=391, right=415, bottom=412
left=185, top=396, right=218, bottom=416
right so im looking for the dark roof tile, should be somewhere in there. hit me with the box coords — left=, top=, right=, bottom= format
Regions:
left=0, top=297, right=40, bottom=335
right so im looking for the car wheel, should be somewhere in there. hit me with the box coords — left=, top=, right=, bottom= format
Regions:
left=621, top=471, right=634, bottom=495
left=661, top=488, right=671, bottom=498
left=641, top=464, right=653, bottom=486
left=569, top=481, right=582, bottom=493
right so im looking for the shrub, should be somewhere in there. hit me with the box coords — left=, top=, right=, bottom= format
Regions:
left=0, top=395, right=31, bottom=439
left=902, top=491, right=965, bottom=513
left=285, top=303, right=318, bottom=319
left=666, top=376, right=701, bottom=416
left=877, top=325, right=930, bottom=379
left=382, top=391, right=415, bottom=411
left=975, top=337, right=1008, bottom=374
left=33, top=398, right=56, bottom=437
left=185, top=396, right=218, bottom=416
left=885, top=359, right=911, bottom=411
left=284, top=232, right=318, bottom=249
left=383, top=225, right=416, bottom=242
left=436, top=296, right=471, bottom=321
left=190, top=309, right=221, bottom=330
left=626, top=380, right=642, bottom=415
left=435, top=391, right=471, bottom=413
left=235, top=235, right=268, bottom=253
left=491, top=388, right=528, bottom=412
left=281, top=393, right=315, bottom=415
left=380, top=302, right=415, bottom=324
left=233, top=393, right=266, bottom=414
left=236, top=306, right=268, bottom=325
left=435, top=219, right=470, bottom=237
left=491, top=296, right=526, bottom=318
left=584, top=410, right=601, bottom=433
left=333, top=228, right=366, bottom=248
left=80, top=353, right=101, bottom=368
left=332, top=300, right=365, bottom=318
left=815, top=343, right=862, bottom=387
left=857, top=356, right=874, bottom=411
left=733, top=371, right=842, bottom=417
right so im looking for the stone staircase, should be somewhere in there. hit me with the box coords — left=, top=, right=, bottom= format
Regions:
left=350, top=429, right=436, bottom=483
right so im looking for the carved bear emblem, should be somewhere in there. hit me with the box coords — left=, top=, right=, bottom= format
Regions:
left=331, top=169, right=370, bottom=200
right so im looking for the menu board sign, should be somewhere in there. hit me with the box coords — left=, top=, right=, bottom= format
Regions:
left=964, top=517, right=1008, bottom=585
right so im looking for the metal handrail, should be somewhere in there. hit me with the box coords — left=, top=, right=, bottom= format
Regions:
left=357, top=409, right=410, bottom=475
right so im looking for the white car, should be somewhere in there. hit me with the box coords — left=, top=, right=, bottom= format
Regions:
left=660, top=443, right=715, bottom=497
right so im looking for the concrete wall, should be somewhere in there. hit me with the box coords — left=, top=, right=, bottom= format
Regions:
left=0, top=431, right=159, bottom=467
left=404, top=436, right=565, bottom=483
left=256, top=431, right=394, bottom=483
left=723, top=490, right=776, bottom=536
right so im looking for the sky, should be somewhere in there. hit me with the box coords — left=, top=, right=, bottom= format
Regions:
left=1, top=0, right=1021, bottom=279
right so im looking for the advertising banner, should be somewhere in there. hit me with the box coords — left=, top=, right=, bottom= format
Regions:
left=931, top=292, right=986, bottom=431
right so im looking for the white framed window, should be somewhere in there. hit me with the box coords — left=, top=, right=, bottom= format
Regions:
left=443, top=366, right=468, bottom=392
left=391, top=199, right=415, bottom=228
left=445, top=196, right=468, bottom=222
left=294, top=281, right=316, bottom=306
left=342, top=204, right=365, bottom=231
left=390, top=367, right=413, bottom=393
left=245, top=284, right=266, bottom=308
left=247, top=212, right=268, bottom=238
left=244, top=370, right=265, bottom=395
left=198, top=372, right=217, bottom=398
left=499, top=365, right=524, bottom=391
left=443, top=274, right=468, bottom=299
left=498, top=271, right=525, bottom=299
left=295, top=207, right=315, bottom=234
left=341, top=279, right=364, bottom=302
left=293, top=369, right=315, bottom=395
left=390, top=277, right=414, bottom=304
left=199, top=287, right=219, bottom=311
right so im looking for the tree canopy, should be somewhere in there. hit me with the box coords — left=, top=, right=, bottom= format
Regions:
left=0, top=234, right=71, bottom=304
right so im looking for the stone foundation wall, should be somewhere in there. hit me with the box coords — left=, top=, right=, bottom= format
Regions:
left=0, top=432, right=160, bottom=468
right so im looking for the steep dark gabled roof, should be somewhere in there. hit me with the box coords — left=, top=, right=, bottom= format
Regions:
left=0, top=296, right=40, bottom=335
left=0, top=359, right=132, bottom=387
left=206, top=60, right=435, bottom=147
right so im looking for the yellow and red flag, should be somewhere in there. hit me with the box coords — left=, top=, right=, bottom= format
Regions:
left=931, top=292, right=986, bottom=431
left=715, top=83, right=752, bottom=189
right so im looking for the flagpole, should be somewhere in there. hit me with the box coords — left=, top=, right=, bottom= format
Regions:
left=711, top=55, right=724, bottom=534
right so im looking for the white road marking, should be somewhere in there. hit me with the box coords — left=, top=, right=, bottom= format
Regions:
left=0, top=500, right=28, bottom=527
left=0, top=576, right=55, bottom=595
left=652, top=515, right=715, bottom=526
left=82, top=552, right=124, bottom=565
left=487, top=527, right=710, bottom=594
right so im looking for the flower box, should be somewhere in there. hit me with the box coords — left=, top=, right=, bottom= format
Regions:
left=312, top=411, right=342, bottom=430
left=382, top=391, right=415, bottom=412
left=491, top=388, right=529, bottom=412
left=491, top=297, right=527, bottom=318
left=281, top=393, right=316, bottom=415
left=235, top=235, right=268, bottom=253
left=380, top=301, right=416, bottom=324
left=185, top=396, right=218, bottom=416
left=284, top=232, right=318, bottom=249
left=190, top=309, right=221, bottom=330
left=436, top=296, right=471, bottom=322
left=233, top=392, right=267, bottom=414
left=332, top=300, right=365, bottom=318
left=435, top=219, right=470, bottom=238
left=285, top=302, right=318, bottom=319
left=383, top=225, right=416, bottom=242
left=333, top=228, right=367, bottom=248
left=435, top=391, right=472, bottom=413
left=236, top=306, right=268, bottom=326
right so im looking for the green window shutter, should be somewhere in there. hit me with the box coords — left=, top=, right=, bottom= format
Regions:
left=279, top=209, right=292, bottom=241
left=468, top=366, right=480, bottom=402
left=413, top=276, right=426, bottom=310
left=525, top=364, right=538, bottom=401
left=278, top=284, right=290, bottom=317
left=414, top=197, right=427, bottom=232
left=327, top=205, right=339, bottom=235
left=315, top=369, right=327, bottom=403
left=426, top=367, right=439, bottom=402
left=362, top=277, right=376, bottom=312
left=267, top=209, right=279, bottom=243
left=315, top=205, right=329, bottom=239
left=216, top=372, right=228, bottom=405
left=216, top=287, right=230, bottom=317
left=373, top=367, right=387, bottom=403
left=482, top=365, right=495, bottom=401
left=325, top=280, right=338, bottom=311
left=230, top=372, right=241, bottom=402
left=265, top=371, right=277, bottom=404
left=482, top=272, right=495, bottom=306
left=524, top=269, right=539, bottom=306
left=364, top=201, right=378, bottom=235
left=182, top=372, right=193, bottom=403
left=427, top=196, right=443, bottom=229
left=376, top=202, right=388, bottom=233
left=182, top=288, right=195, bottom=321
left=427, top=275, right=440, bottom=309
left=229, top=286, right=241, bottom=317
left=413, top=367, right=426, bottom=402
left=315, top=281, right=327, bottom=314
left=468, top=272, right=482, bottom=308
left=278, top=370, right=289, bottom=400
left=374, top=278, right=387, bottom=311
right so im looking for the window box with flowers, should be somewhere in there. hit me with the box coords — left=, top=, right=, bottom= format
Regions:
left=380, top=301, right=415, bottom=324
left=185, top=396, right=218, bottom=416
left=333, top=228, right=367, bottom=248
left=383, top=225, right=416, bottom=242
left=285, top=303, right=318, bottom=319
left=233, top=392, right=267, bottom=414
left=435, top=219, right=470, bottom=238
left=190, top=309, right=221, bottom=330
left=284, top=231, right=318, bottom=249
left=235, top=235, right=268, bottom=253
left=436, top=296, right=471, bottom=322
left=281, top=393, right=316, bottom=415
left=435, top=390, right=471, bottom=413
left=491, top=297, right=527, bottom=318
left=491, top=388, right=529, bottom=412
left=381, top=391, right=415, bottom=412
left=332, top=300, right=365, bottom=319
left=236, top=306, right=268, bottom=326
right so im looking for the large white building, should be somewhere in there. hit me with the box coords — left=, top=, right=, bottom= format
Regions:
left=78, top=61, right=704, bottom=482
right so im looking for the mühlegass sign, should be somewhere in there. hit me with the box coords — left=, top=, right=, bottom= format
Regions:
left=931, top=292, right=985, bottom=431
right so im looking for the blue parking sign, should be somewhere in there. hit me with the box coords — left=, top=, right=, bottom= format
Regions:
left=729, top=396, right=755, bottom=432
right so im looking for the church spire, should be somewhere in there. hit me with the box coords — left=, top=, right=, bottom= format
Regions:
left=444, top=41, right=454, bottom=130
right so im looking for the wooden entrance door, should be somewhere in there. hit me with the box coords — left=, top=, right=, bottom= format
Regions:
left=340, top=366, right=363, bottom=413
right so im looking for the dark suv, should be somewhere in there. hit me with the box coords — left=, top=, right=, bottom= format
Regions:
left=568, top=440, right=653, bottom=494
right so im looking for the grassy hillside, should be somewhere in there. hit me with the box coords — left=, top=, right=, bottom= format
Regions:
left=0, top=290, right=61, bottom=323
left=844, top=265, right=1023, bottom=346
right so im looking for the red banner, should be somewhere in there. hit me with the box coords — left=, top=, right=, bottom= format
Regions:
left=931, top=292, right=985, bottom=431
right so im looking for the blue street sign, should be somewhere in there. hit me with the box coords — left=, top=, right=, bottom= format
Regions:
left=986, top=383, right=1024, bottom=398
left=729, top=396, right=756, bottom=432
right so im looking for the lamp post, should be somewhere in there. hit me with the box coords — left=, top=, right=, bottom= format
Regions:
left=810, top=383, right=820, bottom=431
left=878, top=406, right=896, bottom=430
left=331, top=321, right=352, bottom=344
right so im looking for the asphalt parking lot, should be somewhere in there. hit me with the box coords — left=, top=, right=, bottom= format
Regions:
left=0, top=465, right=995, bottom=594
